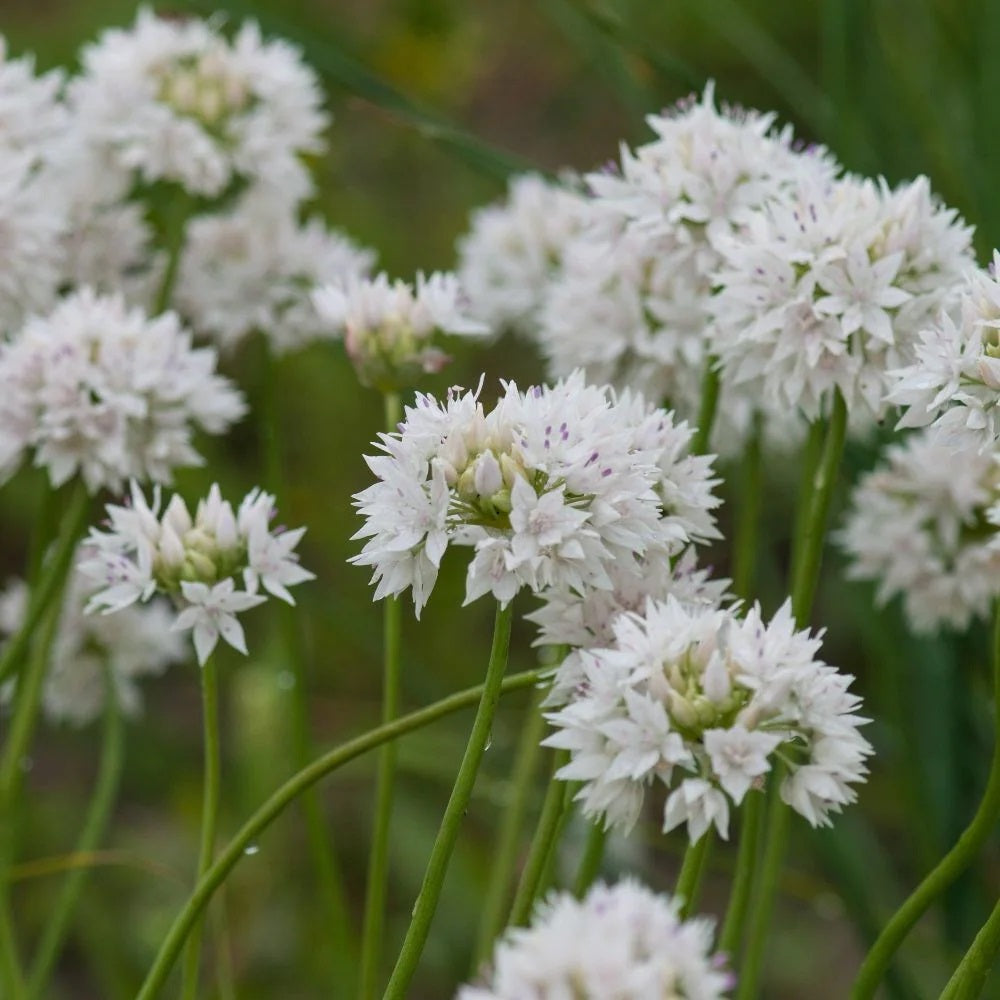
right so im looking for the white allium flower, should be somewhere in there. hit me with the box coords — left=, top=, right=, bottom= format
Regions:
left=839, top=429, right=1000, bottom=632
left=545, top=598, right=872, bottom=840
left=457, top=880, right=732, bottom=1000
left=79, top=482, right=314, bottom=665
left=0, top=37, right=66, bottom=156
left=68, top=9, right=328, bottom=200
left=352, top=372, right=721, bottom=617
left=0, top=289, right=246, bottom=492
left=175, top=194, right=375, bottom=353
left=456, top=172, right=588, bottom=336
left=313, top=271, right=489, bottom=390
left=0, top=553, right=186, bottom=727
left=711, top=172, right=973, bottom=420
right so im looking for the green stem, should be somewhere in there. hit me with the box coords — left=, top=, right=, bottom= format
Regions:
left=382, top=601, right=514, bottom=999
left=719, top=788, right=765, bottom=959
left=675, top=829, right=714, bottom=919
left=852, top=604, right=1000, bottom=1000
left=179, top=655, right=221, bottom=1000
left=135, top=665, right=544, bottom=1000
left=358, top=393, right=404, bottom=1000
left=27, top=668, right=124, bottom=999
left=690, top=355, right=722, bottom=456
left=732, top=412, right=763, bottom=600
left=940, top=890, right=1000, bottom=999
left=474, top=690, right=547, bottom=966
left=507, top=751, right=571, bottom=928
left=789, top=419, right=824, bottom=588
left=154, top=191, right=194, bottom=316
left=572, top=821, right=608, bottom=898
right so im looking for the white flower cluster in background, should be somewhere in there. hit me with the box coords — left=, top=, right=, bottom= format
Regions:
left=352, top=372, right=720, bottom=616
left=79, top=482, right=314, bottom=665
left=0, top=554, right=186, bottom=727
left=545, top=598, right=872, bottom=840
left=457, top=880, right=732, bottom=1000
left=839, top=430, right=1000, bottom=632
left=313, top=272, right=489, bottom=390
left=0, top=289, right=245, bottom=493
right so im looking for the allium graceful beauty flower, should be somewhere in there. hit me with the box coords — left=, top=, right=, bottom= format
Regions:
left=0, top=37, right=66, bottom=156
left=887, top=252, right=1000, bottom=448
left=352, top=373, right=721, bottom=617
left=457, top=880, right=732, bottom=1000
left=711, top=173, right=973, bottom=420
left=839, top=430, right=1000, bottom=632
left=0, top=554, right=186, bottom=727
left=68, top=9, right=327, bottom=199
left=456, top=172, right=588, bottom=336
left=313, top=272, right=488, bottom=390
left=0, top=290, right=245, bottom=492
left=78, top=482, right=314, bottom=665
left=545, top=598, right=872, bottom=840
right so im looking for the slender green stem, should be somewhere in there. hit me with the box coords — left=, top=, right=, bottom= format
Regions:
left=154, top=191, right=194, bottom=315
left=135, top=665, right=544, bottom=1000
left=573, top=822, right=608, bottom=898
left=382, top=601, right=514, bottom=999
left=852, top=604, right=1000, bottom=999
left=359, top=393, right=404, bottom=1000
left=732, top=412, right=763, bottom=600
left=25, top=472, right=58, bottom=587
left=675, top=829, right=714, bottom=919
left=474, top=690, right=547, bottom=966
left=691, top=355, right=722, bottom=456
left=719, top=788, right=765, bottom=958
left=508, top=751, right=571, bottom=928
left=179, top=655, right=222, bottom=1000
left=27, top=669, right=124, bottom=999
left=940, top=888, right=1000, bottom=999
left=789, top=419, right=824, bottom=588
left=536, top=779, right=576, bottom=896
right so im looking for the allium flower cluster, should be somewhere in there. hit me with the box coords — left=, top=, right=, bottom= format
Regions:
left=313, top=272, right=488, bottom=390
left=0, top=554, right=186, bottom=727
left=0, top=289, right=245, bottom=492
left=711, top=173, right=974, bottom=420
left=839, top=430, right=1000, bottom=632
left=545, top=598, right=872, bottom=841
left=457, top=880, right=731, bottom=1000
left=176, top=194, right=375, bottom=353
left=79, top=482, right=314, bottom=665
left=67, top=9, right=327, bottom=200
left=352, top=372, right=720, bottom=616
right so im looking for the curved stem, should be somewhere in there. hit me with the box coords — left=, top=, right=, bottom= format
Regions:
left=690, top=355, right=721, bottom=456
left=732, top=412, right=763, bottom=600
left=153, top=190, right=194, bottom=316
left=940, top=890, right=1000, bottom=999
left=135, top=665, right=544, bottom=1000
left=359, top=392, right=404, bottom=1000
left=27, top=669, right=124, bottom=998
left=719, top=788, right=765, bottom=958
left=474, top=689, right=546, bottom=966
left=382, top=601, right=514, bottom=999
left=852, top=604, right=1000, bottom=999
left=180, top=655, right=221, bottom=1000
left=573, top=822, right=608, bottom=898
left=675, top=829, right=714, bottom=919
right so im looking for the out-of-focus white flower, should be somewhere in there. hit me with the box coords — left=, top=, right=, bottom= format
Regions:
left=545, top=598, right=872, bottom=840
left=176, top=194, right=374, bottom=353
left=839, top=429, right=1000, bottom=632
left=79, top=482, right=313, bottom=665
left=68, top=9, right=328, bottom=200
left=0, top=289, right=246, bottom=492
left=0, top=36, right=66, bottom=157
left=352, top=372, right=721, bottom=617
left=456, top=172, right=588, bottom=336
left=313, top=271, right=488, bottom=390
left=457, top=880, right=732, bottom=999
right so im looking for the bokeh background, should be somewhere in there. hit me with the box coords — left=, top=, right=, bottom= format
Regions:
left=4, top=1, right=1000, bottom=996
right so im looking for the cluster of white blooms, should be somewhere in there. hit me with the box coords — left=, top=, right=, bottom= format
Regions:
left=313, top=272, right=488, bottom=390
left=457, top=880, right=731, bottom=1000
left=456, top=173, right=588, bottom=336
left=67, top=8, right=327, bottom=201
left=839, top=430, right=1000, bottom=632
left=79, top=482, right=314, bottom=665
left=0, top=289, right=245, bottom=492
left=352, top=372, right=720, bottom=616
left=176, top=194, right=375, bottom=353
left=711, top=173, right=974, bottom=420
left=545, top=598, right=872, bottom=840
left=0, top=554, right=186, bottom=727
left=886, top=252, right=1000, bottom=448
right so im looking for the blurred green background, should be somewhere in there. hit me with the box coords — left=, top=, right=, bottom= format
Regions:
left=6, top=1, right=1000, bottom=997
